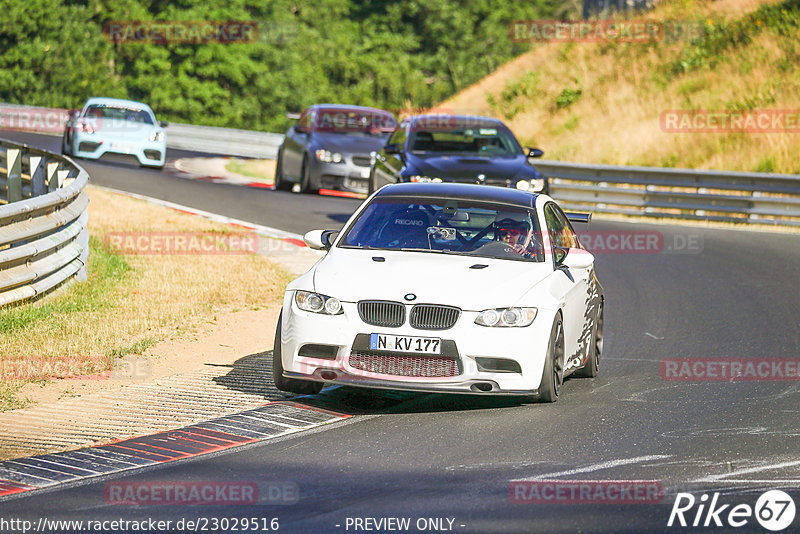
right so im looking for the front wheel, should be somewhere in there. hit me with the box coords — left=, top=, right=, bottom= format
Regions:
left=272, top=313, right=323, bottom=395
left=538, top=315, right=564, bottom=403
left=274, top=148, right=291, bottom=191
left=300, top=155, right=317, bottom=194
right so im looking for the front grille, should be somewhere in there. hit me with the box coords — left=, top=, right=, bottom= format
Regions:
left=358, top=300, right=405, bottom=328
left=410, top=304, right=461, bottom=330
left=351, top=155, right=371, bottom=167
left=144, top=149, right=162, bottom=160
left=349, top=351, right=458, bottom=377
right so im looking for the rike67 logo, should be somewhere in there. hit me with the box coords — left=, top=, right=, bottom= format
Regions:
left=668, top=490, right=796, bottom=531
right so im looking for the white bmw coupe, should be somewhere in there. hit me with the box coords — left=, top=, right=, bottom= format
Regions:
left=273, top=182, right=603, bottom=402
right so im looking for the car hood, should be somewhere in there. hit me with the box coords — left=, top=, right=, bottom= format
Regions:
left=407, top=153, right=531, bottom=182
left=311, top=248, right=551, bottom=310
left=311, top=132, right=389, bottom=154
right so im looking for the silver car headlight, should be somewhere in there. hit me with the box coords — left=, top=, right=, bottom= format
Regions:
left=475, top=307, right=537, bottom=327
left=315, top=150, right=343, bottom=163
left=149, top=131, right=165, bottom=142
left=295, top=290, right=343, bottom=315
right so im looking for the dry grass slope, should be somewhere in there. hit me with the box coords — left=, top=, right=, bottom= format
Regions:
left=440, top=0, right=800, bottom=174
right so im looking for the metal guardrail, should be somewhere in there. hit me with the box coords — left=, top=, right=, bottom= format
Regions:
left=0, top=138, right=89, bottom=306
left=537, top=160, right=800, bottom=227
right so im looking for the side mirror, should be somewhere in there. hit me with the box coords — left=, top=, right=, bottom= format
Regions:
left=159, top=121, right=169, bottom=128
left=303, top=229, right=338, bottom=250
left=383, top=143, right=401, bottom=155
left=526, top=147, right=544, bottom=158
left=555, top=247, right=594, bottom=269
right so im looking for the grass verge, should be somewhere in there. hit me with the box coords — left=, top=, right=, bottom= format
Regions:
left=0, top=185, right=292, bottom=411
left=226, top=158, right=276, bottom=184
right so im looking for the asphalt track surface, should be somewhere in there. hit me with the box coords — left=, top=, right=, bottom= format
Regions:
left=1, top=131, right=800, bottom=533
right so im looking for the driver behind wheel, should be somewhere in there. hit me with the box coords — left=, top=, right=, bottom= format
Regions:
left=494, top=218, right=539, bottom=259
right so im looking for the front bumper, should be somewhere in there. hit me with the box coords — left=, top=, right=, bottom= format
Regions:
left=311, top=156, right=372, bottom=193
left=73, top=133, right=166, bottom=166
left=279, top=293, right=555, bottom=395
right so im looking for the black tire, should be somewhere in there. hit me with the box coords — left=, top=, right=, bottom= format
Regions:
left=300, top=154, right=317, bottom=194
left=61, top=135, right=68, bottom=155
left=274, top=148, right=291, bottom=191
left=538, top=315, right=565, bottom=403
left=574, top=301, right=603, bottom=378
left=272, top=313, right=323, bottom=395
left=367, top=169, right=376, bottom=195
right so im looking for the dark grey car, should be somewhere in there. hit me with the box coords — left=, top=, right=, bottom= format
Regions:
left=275, top=104, right=397, bottom=195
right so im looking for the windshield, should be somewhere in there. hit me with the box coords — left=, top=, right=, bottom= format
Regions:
left=313, top=108, right=397, bottom=135
left=410, top=127, right=519, bottom=155
left=340, top=197, right=544, bottom=262
left=84, top=105, right=154, bottom=125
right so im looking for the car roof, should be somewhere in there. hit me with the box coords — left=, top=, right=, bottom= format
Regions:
left=84, top=97, right=153, bottom=111
left=374, top=182, right=538, bottom=209
left=312, top=103, right=395, bottom=115
left=407, top=114, right=507, bottom=129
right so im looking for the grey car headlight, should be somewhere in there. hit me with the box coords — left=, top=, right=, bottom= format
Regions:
left=149, top=131, right=165, bottom=142
left=315, top=150, right=343, bottom=163
left=295, top=290, right=343, bottom=315
left=475, top=307, right=537, bottom=327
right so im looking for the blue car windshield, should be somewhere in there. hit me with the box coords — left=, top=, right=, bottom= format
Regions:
left=410, top=128, right=518, bottom=155
left=340, top=197, right=544, bottom=262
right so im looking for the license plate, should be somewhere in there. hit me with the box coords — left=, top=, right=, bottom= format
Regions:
left=360, top=168, right=371, bottom=178
left=110, top=143, right=132, bottom=153
left=370, top=333, right=441, bottom=354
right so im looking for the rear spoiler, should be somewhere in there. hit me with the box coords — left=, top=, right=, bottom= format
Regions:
left=565, top=211, right=592, bottom=228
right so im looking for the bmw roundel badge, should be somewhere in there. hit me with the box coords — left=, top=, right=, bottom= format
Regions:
left=404, top=293, right=417, bottom=301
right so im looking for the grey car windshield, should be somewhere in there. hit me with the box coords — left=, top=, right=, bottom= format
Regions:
left=410, top=127, right=518, bottom=155
left=340, top=197, right=544, bottom=262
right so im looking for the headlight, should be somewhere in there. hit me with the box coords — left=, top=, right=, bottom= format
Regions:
left=149, top=131, right=165, bottom=142
left=315, top=150, right=343, bottom=163
left=475, top=307, right=537, bottom=327
left=408, top=175, right=443, bottom=183
left=516, top=179, right=544, bottom=192
left=295, top=291, right=343, bottom=315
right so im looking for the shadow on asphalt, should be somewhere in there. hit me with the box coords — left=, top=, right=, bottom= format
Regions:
left=212, top=351, right=544, bottom=417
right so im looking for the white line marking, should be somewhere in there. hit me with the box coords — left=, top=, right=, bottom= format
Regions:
left=644, top=332, right=664, bottom=340
left=691, top=459, right=800, bottom=483
left=512, top=454, right=671, bottom=481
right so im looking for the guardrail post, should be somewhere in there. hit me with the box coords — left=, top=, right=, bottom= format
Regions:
left=7, top=148, right=22, bottom=202
left=47, top=161, right=59, bottom=192
left=29, top=155, right=46, bottom=197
